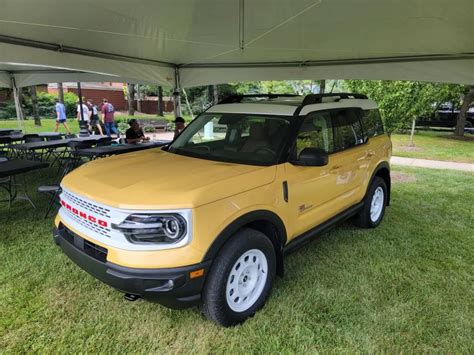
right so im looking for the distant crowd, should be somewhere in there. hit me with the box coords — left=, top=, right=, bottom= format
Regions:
left=54, top=97, right=186, bottom=142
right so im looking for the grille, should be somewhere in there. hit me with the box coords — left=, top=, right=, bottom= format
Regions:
left=68, top=211, right=111, bottom=237
left=62, top=190, right=112, bottom=237
left=63, top=191, right=111, bottom=218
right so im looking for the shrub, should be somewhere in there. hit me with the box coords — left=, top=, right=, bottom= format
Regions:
left=0, top=101, right=17, bottom=119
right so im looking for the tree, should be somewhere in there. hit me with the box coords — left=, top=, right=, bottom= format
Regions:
left=157, top=86, right=164, bottom=116
left=345, top=80, right=465, bottom=133
left=454, top=86, right=474, bottom=137
left=30, top=86, right=41, bottom=126
left=57, top=83, right=64, bottom=103
left=126, top=83, right=135, bottom=115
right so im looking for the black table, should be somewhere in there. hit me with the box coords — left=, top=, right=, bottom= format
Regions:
left=8, top=132, right=63, bottom=142
left=0, top=159, right=49, bottom=208
left=0, top=128, right=20, bottom=136
left=74, top=141, right=169, bottom=158
left=12, top=139, right=71, bottom=152
left=11, top=139, right=71, bottom=160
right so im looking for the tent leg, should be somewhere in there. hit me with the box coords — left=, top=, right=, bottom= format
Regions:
left=173, top=68, right=182, bottom=118
left=11, top=76, right=25, bottom=132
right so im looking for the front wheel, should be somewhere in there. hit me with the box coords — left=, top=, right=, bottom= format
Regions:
left=354, top=176, right=387, bottom=228
left=201, top=228, right=276, bottom=327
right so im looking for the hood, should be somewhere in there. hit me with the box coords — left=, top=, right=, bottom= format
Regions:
left=61, top=148, right=276, bottom=209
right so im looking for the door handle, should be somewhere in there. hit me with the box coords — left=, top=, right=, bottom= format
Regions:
left=330, top=165, right=342, bottom=172
left=366, top=151, right=376, bottom=158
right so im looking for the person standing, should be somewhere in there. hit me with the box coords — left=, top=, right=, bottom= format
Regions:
left=87, top=99, right=104, bottom=135
left=54, top=97, right=71, bottom=134
left=101, top=98, right=119, bottom=138
left=77, top=99, right=91, bottom=132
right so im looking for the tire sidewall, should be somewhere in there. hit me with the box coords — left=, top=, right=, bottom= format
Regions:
left=203, top=229, right=276, bottom=326
left=366, top=177, right=387, bottom=227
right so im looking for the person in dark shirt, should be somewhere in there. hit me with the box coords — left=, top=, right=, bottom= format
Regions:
left=125, top=119, right=150, bottom=143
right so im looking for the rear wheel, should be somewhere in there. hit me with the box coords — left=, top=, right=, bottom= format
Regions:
left=202, top=228, right=276, bottom=327
left=354, top=176, right=387, bottom=228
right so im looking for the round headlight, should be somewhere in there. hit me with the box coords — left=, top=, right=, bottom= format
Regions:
left=163, top=217, right=182, bottom=240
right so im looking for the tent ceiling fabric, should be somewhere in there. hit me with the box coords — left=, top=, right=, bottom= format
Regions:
left=0, top=0, right=473, bottom=88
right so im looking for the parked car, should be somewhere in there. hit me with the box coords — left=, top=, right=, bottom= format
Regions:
left=53, top=93, right=392, bottom=326
left=416, top=102, right=474, bottom=129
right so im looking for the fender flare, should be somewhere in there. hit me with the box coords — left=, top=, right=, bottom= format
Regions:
left=368, top=161, right=391, bottom=205
left=202, top=210, right=287, bottom=275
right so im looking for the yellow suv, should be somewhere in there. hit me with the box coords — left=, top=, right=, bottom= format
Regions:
left=54, top=93, right=392, bottom=326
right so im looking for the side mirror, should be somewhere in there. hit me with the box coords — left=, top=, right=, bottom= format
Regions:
left=293, top=148, right=328, bottom=167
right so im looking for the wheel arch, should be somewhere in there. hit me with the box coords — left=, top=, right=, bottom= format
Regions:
left=202, top=210, right=287, bottom=276
left=370, top=161, right=391, bottom=206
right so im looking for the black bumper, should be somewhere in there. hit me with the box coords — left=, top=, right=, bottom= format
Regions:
left=53, top=224, right=211, bottom=309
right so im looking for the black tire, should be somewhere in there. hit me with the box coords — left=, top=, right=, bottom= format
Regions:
left=354, top=176, right=387, bottom=228
left=201, top=228, right=276, bottom=327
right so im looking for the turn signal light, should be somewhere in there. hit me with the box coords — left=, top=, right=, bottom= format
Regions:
left=190, top=269, right=205, bottom=279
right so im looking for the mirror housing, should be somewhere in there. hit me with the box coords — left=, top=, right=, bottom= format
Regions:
left=293, top=148, right=328, bottom=167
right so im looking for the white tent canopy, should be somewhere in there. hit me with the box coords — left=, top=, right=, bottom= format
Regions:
left=0, top=0, right=473, bottom=89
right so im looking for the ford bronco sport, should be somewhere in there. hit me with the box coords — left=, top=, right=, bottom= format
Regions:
left=54, top=93, right=391, bottom=327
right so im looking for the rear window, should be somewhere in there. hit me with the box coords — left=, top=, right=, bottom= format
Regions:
left=362, top=109, right=385, bottom=137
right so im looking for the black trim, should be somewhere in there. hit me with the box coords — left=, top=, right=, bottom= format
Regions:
left=284, top=202, right=364, bottom=254
left=218, top=94, right=300, bottom=104
left=54, top=224, right=211, bottom=309
left=282, top=181, right=289, bottom=202
left=203, top=210, right=287, bottom=262
left=369, top=161, right=391, bottom=206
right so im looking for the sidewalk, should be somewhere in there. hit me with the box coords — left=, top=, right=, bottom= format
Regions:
left=391, top=156, right=474, bottom=172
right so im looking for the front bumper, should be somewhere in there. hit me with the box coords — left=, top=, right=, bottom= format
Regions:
left=53, top=224, right=212, bottom=309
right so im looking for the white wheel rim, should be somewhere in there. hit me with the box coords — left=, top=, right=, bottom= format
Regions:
left=370, top=186, right=384, bottom=222
left=226, top=249, right=268, bottom=313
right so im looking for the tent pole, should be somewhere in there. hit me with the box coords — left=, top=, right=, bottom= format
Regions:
left=173, top=68, right=182, bottom=118
left=10, top=75, right=25, bottom=132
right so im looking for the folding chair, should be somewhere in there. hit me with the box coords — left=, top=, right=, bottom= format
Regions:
left=0, top=157, right=13, bottom=207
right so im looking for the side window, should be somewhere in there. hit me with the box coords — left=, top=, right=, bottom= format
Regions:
left=332, top=109, right=365, bottom=152
left=362, top=109, right=385, bottom=137
left=296, top=111, right=334, bottom=157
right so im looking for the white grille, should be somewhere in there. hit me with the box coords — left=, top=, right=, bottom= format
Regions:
left=61, top=190, right=111, bottom=237
left=63, top=191, right=111, bottom=218
left=67, top=211, right=111, bottom=237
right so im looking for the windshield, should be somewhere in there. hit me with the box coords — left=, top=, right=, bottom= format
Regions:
left=168, top=113, right=292, bottom=165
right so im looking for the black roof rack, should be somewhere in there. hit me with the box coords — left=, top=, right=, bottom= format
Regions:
left=219, top=93, right=301, bottom=104
left=301, top=93, right=368, bottom=106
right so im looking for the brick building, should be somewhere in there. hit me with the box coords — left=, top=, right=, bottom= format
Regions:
left=47, top=83, right=173, bottom=114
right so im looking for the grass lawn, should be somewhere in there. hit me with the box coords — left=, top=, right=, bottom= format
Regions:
left=0, top=165, right=472, bottom=352
left=0, top=114, right=191, bottom=135
left=392, top=130, right=474, bottom=163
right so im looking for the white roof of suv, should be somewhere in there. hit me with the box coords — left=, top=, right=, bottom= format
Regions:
left=207, top=94, right=378, bottom=116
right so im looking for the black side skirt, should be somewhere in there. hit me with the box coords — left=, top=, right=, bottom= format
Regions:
left=283, top=202, right=364, bottom=255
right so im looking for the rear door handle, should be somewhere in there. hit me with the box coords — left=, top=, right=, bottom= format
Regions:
left=330, top=165, right=342, bottom=172
left=366, top=151, right=376, bottom=158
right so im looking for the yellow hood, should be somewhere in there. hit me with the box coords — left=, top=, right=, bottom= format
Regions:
left=61, top=148, right=276, bottom=210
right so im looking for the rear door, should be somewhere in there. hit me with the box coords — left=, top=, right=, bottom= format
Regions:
left=284, top=108, right=368, bottom=239
left=328, top=108, right=369, bottom=207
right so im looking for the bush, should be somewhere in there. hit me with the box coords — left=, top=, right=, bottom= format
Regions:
left=0, top=101, right=18, bottom=119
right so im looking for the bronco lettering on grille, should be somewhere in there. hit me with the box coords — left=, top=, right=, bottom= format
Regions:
left=60, top=199, right=108, bottom=227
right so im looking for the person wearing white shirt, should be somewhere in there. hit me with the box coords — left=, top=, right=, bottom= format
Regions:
left=77, top=100, right=91, bottom=132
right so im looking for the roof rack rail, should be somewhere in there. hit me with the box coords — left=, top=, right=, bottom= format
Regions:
left=301, top=93, right=368, bottom=106
left=219, top=93, right=300, bottom=104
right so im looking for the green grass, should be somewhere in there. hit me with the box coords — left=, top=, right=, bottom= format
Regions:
left=392, top=130, right=474, bottom=163
left=1, top=166, right=472, bottom=352
left=0, top=114, right=191, bottom=135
